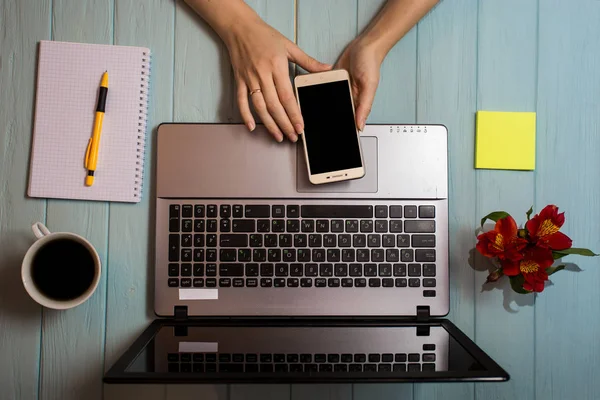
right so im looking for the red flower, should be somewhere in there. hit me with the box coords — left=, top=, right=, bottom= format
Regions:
left=476, top=216, right=528, bottom=261
left=526, top=205, right=572, bottom=250
left=501, top=246, right=554, bottom=292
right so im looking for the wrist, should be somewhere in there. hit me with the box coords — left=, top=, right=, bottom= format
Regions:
left=212, top=2, right=261, bottom=45
left=355, top=31, right=390, bottom=64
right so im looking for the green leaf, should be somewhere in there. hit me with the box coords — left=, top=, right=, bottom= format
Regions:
left=526, top=206, right=533, bottom=221
left=553, top=251, right=566, bottom=260
left=480, top=211, right=510, bottom=228
left=509, top=275, right=530, bottom=294
left=546, top=265, right=565, bottom=276
left=553, top=248, right=599, bottom=257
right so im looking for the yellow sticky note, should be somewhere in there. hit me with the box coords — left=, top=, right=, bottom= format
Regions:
left=475, top=111, right=536, bottom=170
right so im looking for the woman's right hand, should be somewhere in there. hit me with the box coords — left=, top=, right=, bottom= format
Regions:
left=221, top=13, right=331, bottom=142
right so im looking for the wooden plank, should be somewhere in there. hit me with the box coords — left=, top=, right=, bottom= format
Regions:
left=352, top=1, right=415, bottom=398
left=535, top=1, right=600, bottom=399
left=474, top=1, right=537, bottom=399
left=40, top=1, right=112, bottom=399
left=102, top=0, right=174, bottom=398
left=0, top=0, right=49, bottom=399
left=294, top=1, right=355, bottom=398
left=414, top=0, right=477, bottom=398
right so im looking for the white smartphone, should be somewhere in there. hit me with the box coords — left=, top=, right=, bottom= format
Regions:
left=294, top=69, right=365, bottom=185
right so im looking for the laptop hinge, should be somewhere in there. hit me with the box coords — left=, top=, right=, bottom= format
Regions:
left=174, top=305, right=188, bottom=321
left=416, top=305, right=430, bottom=322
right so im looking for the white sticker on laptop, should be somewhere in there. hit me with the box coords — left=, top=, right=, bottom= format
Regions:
left=179, top=288, right=218, bottom=300
left=179, top=342, right=218, bottom=353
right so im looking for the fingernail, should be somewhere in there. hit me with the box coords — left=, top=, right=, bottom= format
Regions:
left=247, top=122, right=255, bottom=131
left=294, top=124, right=304, bottom=135
left=289, top=133, right=298, bottom=143
left=276, top=135, right=284, bottom=143
left=359, top=119, right=365, bottom=131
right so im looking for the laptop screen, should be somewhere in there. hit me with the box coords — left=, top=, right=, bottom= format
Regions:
left=105, top=321, right=508, bottom=383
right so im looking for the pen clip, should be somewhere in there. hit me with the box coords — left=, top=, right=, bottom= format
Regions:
left=84, top=138, right=92, bottom=169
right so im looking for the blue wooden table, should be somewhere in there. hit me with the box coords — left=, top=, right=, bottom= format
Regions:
left=1, top=0, right=599, bottom=399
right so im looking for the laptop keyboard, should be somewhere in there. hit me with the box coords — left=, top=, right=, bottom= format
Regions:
left=167, top=347, right=437, bottom=373
left=167, top=202, right=437, bottom=297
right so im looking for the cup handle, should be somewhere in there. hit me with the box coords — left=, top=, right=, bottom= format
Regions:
left=32, top=222, right=51, bottom=239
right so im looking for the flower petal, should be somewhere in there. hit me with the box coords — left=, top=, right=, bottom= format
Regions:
left=501, top=260, right=520, bottom=276
left=496, top=216, right=519, bottom=239
left=543, top=231, right=572, bottom=251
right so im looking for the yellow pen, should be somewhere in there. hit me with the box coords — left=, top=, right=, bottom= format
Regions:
left=85, top=71, right=108, bottom=186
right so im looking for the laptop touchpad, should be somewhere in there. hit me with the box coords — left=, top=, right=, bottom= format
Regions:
left=296, top=136, right=378, bottom=193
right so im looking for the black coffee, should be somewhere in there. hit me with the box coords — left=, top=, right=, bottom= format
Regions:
left=31, top=239, right=96, bottom=301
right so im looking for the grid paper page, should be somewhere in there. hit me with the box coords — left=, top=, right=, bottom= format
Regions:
left=28, top=40, right=150, bottom=203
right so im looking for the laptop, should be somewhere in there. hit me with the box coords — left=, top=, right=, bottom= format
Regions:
left=104, top=123, right=509, bottom=383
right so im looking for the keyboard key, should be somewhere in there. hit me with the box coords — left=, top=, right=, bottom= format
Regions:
left=382, top=278, right=394, bottom=287
left=357, top=249, right=370, bottom=262
left=423, top=289, right=436, bottom=297
left=405, top=220, right=435, bottom=233
left=272, top=220, right=285, bottom=232
left=369, top=354, right=381, bottom=362
left=220, top=249, right=236, bottom=262
left=170, top=204, right=180, bottom=218
left=301, top=220, right=315, bottom=233
left=408, top=353, right=420, bottom=362
left=287, top=205, right=300, bottom=218
left=379, top=263, right=392, bottom=277
left=250, top=234, right=263, bottom=247
left=283, top=249, right=296, bottom=262
left=371, top=249, right=384, bottom=262
left=320, top=263, right=333, bottom=277
left=268, top=249, right=281, bottom=262
left=423, top=344, right=436, bottom=351
left=182, top=205, right=193, bottom=217
left=349, top=264, right=362, bottom=277
left=181, top=249, right=192, bottom=262
left=274, top=278, right=285, bottom=287
left=355, top=278, right=367, bottom=287
left=304, top=364, right=318, bottom=372
left=169, top=234, right=179, bottom=261
left=327, top=249, right=340, bottom=262
left=290, top=263, right=303, bottom=276
left=394, top=263, right=407, bottom=276
left=181, top=278, right=192, bottom=287
left=379, top=364, right=392, bottom=372
left=409, top=278, right=420, bottom=287
left=328, top=278, right=340, bottom=287
left=404, top=206, right=417, bottom=218
left=206, top=249, right=217, bottom=261
left=360, top=220, right=373, bottom=233
left=219, top=278, right=231, bottom=287
left=220, top=205, right=231, bottom=218
left=342, top=248, right=355, bottom=262
left=182, top=219, right=193, bottom=232
left=260, top=278, right=273, bottom=287
left=353, top=234, right=367, bottom=247
left=169, top=217, right=179, bottom=232
left=334, top=263, right=348, bottom=277
left=193, top=264, right=204, bottom=276
left=397, top=234, right=410, bottom=247
left=232, top=205, right=243, bottom=218
left=294, top=234, right=307, bottom=247
left=342, top=278, right=353, bottom=287
left=181, top=234, right=192, bottom=247
left=411, top=264, right=422, bottom=279
left=390, top=220, right=402, bottom=233
left=309, top=234, right=322, bottom=247
left=369, top=278, right=381, bottom=287
left=423, top=278, right=436, bottom=287
left=300, top=278, right=313, bottom=287
left=401, top=249, right=414, bottom=262
left=257, top=219, right=270, bottom=232
left=206, top=264, right=217, bottom=276
left=331, top=220, right=344, bottom=232
left=207, top=205, right=218, bottom=217
left=194, top=249, right=205, bottom=262
left=297, top=249, right=311, bottom=262
left=390, top=205, right=402, bottom=218
left=305, top=263, right=318, bottom=276
left=395, top=278, right=407, bottom=287
left=253, top=249, right=266, bottom=262
left=316, top=220, right=329, bottom=232
left=301, top=205, right=373, bottom=218
left=194, top=234, right=204, bottom=247
left=246, top=263, right=259, bottom=276
left=315, top=278, right=326, bottom=287
left=232, top=219, right=255, bottom=233
left=393, top=363, right=406, bottom=372
left=272, top=205, right=285, bottom=218
left=328, top=354, right=340, bottom=363
left=423, top=363, right=436, bottom=371
left=368, top=234, right=381, bottom=247
left=365, top=264, right=377, bottom=277
left=338, top=234, right=351, bottom=247
left=395, top=353, right=407, bottom=362
left=423, top=264, right=436, bottom=277
left=324, top=234, right=336, bottom=247
left=279, top=234, right=292, bottom=247
left=423, top=353, right=436, bottom=362
left=382, top=234, right=395, bottom=247
left=220, top=263, right=244, bottom=276
left=168, top=263, right=178, bottom=276
left=382, top=354, right=393, bottom=364
left=287, top=354, right=299, bottom=363
left=386, top=249, right=399, bottom=262
left=419, top=205, right=435, bottom=218
left=416, top=249, right=436, bottom=262
left=181, top=264, right=192, bottom=276
left=246, top=278, right=258, bottom=287
left=413, top=234, right=436, bottom=247
left=245, top=205, right=269, bottom=218
left=194, top=219, right=205, bottom=232
left=207, top=219, right=218, bottom=232
left=206, top=234, right=217, bottom=247
left=346, top=220, right=359, bottom=232
left=260, top=264, right=274, bottom=276
left=287, top=220, right=300, bottom=233
left=375, top=205, right=388, bottom=218
left=375, top=220, right=388, bottom=233
left=193, top=204, right=205, bottom=218
left=168, top=278, right=179, bottom=287
left=238, top=249, right=251, bottom=262
left=275, top=263, right=288, bottom=276
left=265, top=234, right=278, bottom=247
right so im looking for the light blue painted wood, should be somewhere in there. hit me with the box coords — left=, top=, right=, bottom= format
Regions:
left=0, top=1, right=49, bottom=399
left=103, top=0, right=175, bottom=399
left=415, top=0, right=477, bottom=399
left=39, top=1, right=112, bottom=399
left=535, top=1, right=600, bottom=399
left=474, top=1, right=537, bottom=399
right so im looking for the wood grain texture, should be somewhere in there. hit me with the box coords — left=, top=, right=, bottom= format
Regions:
left=103, top=0, right=174, bottom=398
left=39, top=1, right=112, bottom=399
left=0, top=1, right=49, bottom=399
left=415, top=0, right=477, bottom=398
left=535, top=1, right=600, bottom=399
left=474, top=1, right=537, bottom=399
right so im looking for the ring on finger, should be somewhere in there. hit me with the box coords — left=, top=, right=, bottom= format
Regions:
left=249, top=88, right=262, bottom=96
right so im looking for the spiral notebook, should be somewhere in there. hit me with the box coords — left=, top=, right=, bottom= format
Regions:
left=28, top=40, right=151, bottom=203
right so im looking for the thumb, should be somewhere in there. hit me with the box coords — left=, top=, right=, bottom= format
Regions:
left=354, top=81, right=377, bottom=131
left=287, top=42, right=332, bottom=73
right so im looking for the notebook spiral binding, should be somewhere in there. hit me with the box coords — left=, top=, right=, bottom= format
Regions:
left=134, top=50, right=151, bottom=199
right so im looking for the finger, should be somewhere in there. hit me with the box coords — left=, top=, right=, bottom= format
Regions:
left=354, top=80, right=378, bottom=131
left=287, top=41, right=332, bottom=73
left=236, top=78, right=256, bottom=132
left=273, top=66, right=304, bottom=135
left=247, top=77, right=284, bottom=143
left=258, top=72, right=298, bottom=142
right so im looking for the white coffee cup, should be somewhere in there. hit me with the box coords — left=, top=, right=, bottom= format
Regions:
left=21, top=222, right=101, bottom=310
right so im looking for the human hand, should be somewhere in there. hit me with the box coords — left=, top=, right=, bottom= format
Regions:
left=222, top=14, right=331, bottom=142
left=334, top=38, right=384, bottom=131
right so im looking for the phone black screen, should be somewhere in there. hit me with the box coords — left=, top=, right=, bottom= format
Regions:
left=297, top=80, right=363, bottom=175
